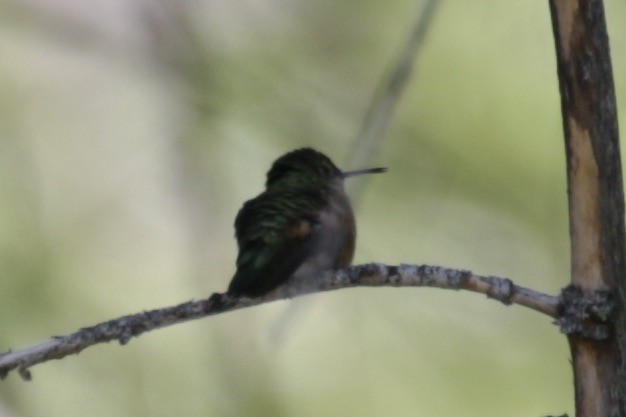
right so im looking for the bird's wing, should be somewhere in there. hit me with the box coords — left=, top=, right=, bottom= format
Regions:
left=227, top=188, right=326, bottom=297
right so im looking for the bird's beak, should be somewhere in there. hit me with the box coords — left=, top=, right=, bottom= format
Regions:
left=341, top=167, right=388, bottom=178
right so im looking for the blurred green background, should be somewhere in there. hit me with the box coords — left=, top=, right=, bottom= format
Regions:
left=1, top=0, right=625, bottom=416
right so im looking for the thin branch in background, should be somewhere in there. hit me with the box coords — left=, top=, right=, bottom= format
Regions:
left=270, top=0, right=439, bottom=343
left=345, top=0, right=439, bottom=187
left=0, top=262, right=560, bottom=381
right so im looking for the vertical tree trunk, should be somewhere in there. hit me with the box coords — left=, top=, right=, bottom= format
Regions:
left=549, top=0, right=626, bottom=416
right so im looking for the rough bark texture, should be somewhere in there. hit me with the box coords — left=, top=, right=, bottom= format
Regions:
left=549, top=0, right=626, bottom=416
left=0, top=263, right=559, bottom=381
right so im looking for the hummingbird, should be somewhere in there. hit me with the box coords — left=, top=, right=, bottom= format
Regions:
left=227, top=148, right=386, bottom=297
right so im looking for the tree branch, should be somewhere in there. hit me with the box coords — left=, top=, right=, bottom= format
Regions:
left=0, top=262, right=558, bottom=381
left=345, top=0, right=439, bottom=177
left=549, top=0, right=625, bottom=415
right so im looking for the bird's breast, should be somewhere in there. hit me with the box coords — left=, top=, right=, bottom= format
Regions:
left=292, top=188, right=356, bottom=281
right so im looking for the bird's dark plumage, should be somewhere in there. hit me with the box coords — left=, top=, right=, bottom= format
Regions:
left=228, top=187, right=330, bottom=297
left=227, top=148, right=383, bottom=297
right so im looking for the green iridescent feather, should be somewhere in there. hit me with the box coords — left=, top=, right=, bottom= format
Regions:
left=227, top=185, right=330, bottom=296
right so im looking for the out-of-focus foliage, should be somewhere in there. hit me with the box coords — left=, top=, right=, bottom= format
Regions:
left=0, top=0, right=624, bottom=416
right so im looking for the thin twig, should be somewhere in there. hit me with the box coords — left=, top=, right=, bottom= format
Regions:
left=0, top=262, right=559, bottom=381
left=267, top=2, right=441, bottom=342
left=345, top=0, right=439, bottom=175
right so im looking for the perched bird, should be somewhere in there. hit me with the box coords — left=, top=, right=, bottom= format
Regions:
left=227, top=148, right=386, bottom=297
